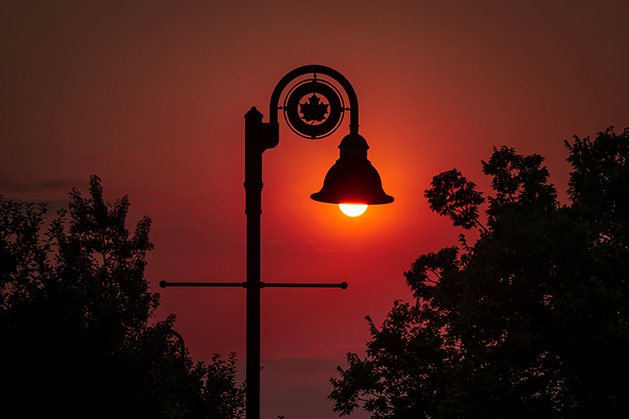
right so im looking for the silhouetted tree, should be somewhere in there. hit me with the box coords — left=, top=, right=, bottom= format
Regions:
left=0, top=176, right=244, bottom=419
left=330, top=128, right=629, bottom=418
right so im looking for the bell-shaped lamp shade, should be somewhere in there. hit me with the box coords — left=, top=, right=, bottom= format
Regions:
left=311, top=132, right=394, bottom=213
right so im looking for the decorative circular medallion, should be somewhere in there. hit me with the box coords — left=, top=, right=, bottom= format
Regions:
left=283, top=77, right=345, bottom=139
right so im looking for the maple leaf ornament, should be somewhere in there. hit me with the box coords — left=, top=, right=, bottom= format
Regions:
left=299, top=94, right=329, bottom=123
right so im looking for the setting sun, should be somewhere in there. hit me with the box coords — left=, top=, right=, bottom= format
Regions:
left=339, top=203, right=368, bottom=217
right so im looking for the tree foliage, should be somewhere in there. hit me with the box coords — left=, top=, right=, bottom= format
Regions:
left=1, top=176, right=244, bottom=418
left=330, top=128, right=629, bottom=418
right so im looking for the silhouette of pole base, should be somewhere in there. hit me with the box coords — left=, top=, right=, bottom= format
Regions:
left=158, top=278, right=347, bottom=419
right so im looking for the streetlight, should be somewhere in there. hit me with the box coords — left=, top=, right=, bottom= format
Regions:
left=161, top=65, right=393, bottom=419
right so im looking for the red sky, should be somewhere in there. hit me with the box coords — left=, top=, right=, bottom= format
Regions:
left=2, top=1, right=629, bottom=418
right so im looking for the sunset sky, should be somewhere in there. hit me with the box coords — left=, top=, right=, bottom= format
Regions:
left=2, top=1, right=629, bottom=418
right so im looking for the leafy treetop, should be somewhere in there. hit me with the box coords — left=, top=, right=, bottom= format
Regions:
left=1, top=176, right=244, bottom=419
left=329, top=127, right=629, bottom=419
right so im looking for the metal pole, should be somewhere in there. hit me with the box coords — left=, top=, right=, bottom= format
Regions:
left=244, top=107, right=263, bottom=419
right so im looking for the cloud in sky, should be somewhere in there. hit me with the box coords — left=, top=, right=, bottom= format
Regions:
left=0, top=176, right=85, bottom=201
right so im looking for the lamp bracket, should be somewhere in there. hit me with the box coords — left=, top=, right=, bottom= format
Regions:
left=269, top=65, right=360, bottom=138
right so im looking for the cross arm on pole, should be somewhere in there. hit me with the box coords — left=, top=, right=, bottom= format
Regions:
left=262, top=282, right=348, bottom=289
left=159, top=281, right=348, bottom=289
left=159, top=281, right=246, bottom=288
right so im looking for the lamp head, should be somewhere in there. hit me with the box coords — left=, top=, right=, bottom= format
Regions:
left=311, top=132, right=394, bottom=212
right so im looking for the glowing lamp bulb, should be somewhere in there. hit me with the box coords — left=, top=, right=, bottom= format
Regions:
left=339, top=203, right=368, bottom=217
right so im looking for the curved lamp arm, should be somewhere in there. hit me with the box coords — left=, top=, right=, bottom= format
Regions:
left=268, top=64, right=359, bottom=134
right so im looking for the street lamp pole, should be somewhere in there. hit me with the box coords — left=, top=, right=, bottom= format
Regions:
left=161, top=65, right=393, bottom=419
left=244, top=106, right=265, bottom=419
